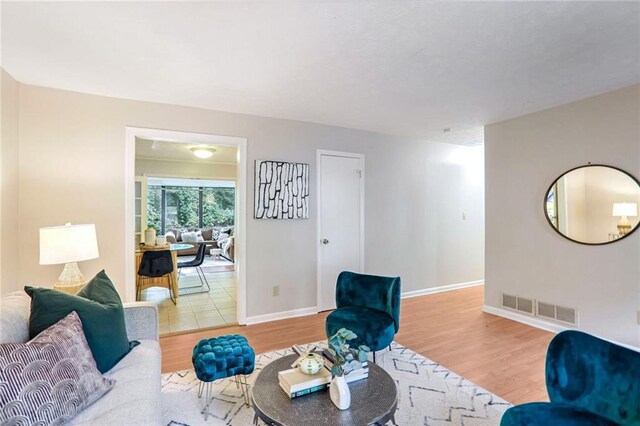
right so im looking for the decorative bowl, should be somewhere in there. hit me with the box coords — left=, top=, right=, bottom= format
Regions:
left=297, top=353, right=325, bottom=375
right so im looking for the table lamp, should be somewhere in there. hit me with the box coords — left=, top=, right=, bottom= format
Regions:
left=39, top=223, right=99, bottom=293
left=612, top=202, right=638, bottom=236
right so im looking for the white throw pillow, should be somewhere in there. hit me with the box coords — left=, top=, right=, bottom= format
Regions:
left=181, top=231, right=198, bottom=242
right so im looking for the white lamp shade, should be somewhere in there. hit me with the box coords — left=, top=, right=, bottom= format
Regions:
left=612, top=202, right=638, bottom=217
left=39, top=224, right=99, bottom=265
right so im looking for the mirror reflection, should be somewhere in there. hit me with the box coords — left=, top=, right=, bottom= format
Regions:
left=545, top=165, right=640, bottom=244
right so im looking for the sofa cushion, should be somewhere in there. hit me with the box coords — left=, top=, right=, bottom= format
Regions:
left=0, top=291, right=31, bottom=344
left=164, top=232, right=178, bottom=244
left=25, top=270, right=138, bottom=373
left=169, top=229, right=182, bottom=241
left=0, top=311, right=114, bottom=425
left=69, top=340, right=162, bottom=425
left=201, top=228, right=213, bottom=241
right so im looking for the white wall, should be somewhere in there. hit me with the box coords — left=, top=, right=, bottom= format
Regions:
left=0, top=69, right=20, bottom=293
left=135, top=158, right=236, bottom=180
left=485, top=84, right=640, bottom=346
left=14, top=82, right=484, bottom=318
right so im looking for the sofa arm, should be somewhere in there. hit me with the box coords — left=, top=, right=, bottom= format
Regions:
left=123, top=302, right=159, bottom=341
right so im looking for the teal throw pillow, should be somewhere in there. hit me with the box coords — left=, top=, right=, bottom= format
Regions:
left=25, top=270, right=138, bottom=373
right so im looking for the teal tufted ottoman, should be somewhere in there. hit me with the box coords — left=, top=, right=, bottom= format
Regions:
left=192, top=334, right=255, bottom=419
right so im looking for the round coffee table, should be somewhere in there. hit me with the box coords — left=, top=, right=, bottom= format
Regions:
left=251, top=354, right=397, bottom=425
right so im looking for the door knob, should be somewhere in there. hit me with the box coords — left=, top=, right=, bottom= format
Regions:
left=321, top=239, right=329, bottom=244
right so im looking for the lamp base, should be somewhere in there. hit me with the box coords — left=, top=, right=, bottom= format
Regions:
left=52, top=262, right=87, bottom=294
left=617, top=223, right=632, bottom=236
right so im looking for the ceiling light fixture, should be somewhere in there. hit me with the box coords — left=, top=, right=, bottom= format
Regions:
left=191, top=147, right=216, bottom=159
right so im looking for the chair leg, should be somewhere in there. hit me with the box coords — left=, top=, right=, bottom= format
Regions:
left=239, top=374, right=250, bottom=407
left=167, top=274, right=176, bottom=305
left=196, top=266, right=211, bottom=292
left=373, top=351, right=376, bottom=364
left=201, top=381, right=212, bottom=421
left=389, top=345, right=392, bottom=351
left=197, top=381, right=203, bottom=398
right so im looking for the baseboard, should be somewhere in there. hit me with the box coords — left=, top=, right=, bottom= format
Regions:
left=246, top=306, right=318, bottom=325
left=245, top=281, right=484, bottom=325
left=402, top=280, right=484, bottom=299
left=482, top=305, right=569, bottom=334
left=482, top=305, right=640, bottom=352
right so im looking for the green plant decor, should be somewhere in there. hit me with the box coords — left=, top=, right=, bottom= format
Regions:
left=328, top=328, right=370, bottom=377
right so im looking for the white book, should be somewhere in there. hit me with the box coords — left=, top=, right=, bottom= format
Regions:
left=278, top=367, right=332, bottom=394
left=345, top=371, right=369, bottom=384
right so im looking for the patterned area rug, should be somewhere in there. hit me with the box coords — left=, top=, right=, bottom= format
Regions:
left=162, top=341, right=510, bottom=425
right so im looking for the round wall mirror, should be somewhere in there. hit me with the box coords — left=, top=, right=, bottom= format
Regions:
left=544, top=165, right=640, bottom=245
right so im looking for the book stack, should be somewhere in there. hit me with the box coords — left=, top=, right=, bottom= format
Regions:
left=278, top=367, right=332, bottom=399
left=277, top=345, right=370, bottom=399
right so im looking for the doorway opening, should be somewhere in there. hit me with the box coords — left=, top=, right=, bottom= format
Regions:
left=125, top=127, right=247, bottom=334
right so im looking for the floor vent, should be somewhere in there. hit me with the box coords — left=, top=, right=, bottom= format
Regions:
left=536, top=301, right=577, bottom=325
left=502, top=293, right=534, bottom=315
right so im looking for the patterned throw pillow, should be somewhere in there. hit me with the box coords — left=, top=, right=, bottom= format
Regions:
left=0, top=311, right=114, bottom=425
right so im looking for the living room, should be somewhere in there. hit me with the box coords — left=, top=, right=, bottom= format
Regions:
left=1, top=2, right=639, bottom=425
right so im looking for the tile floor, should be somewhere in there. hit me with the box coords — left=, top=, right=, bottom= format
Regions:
left=141, top=262, right=237, bottom=335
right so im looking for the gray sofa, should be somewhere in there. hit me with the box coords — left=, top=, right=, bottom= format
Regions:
left=0, top=291, right=162, bottom=425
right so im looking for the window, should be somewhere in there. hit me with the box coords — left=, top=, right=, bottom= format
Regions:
left=147, top=179, right=235, bottom=234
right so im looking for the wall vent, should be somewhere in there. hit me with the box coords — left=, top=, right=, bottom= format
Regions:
left=502, top=294, right=517, bottom=310
left=536, top=301, right=577, bottom=325
left=502, top=293, right=534, bottom=315
left=516, top=297, right=534, bottom=315
left=537, top=301, right=556, bottom=320
left=556, top=306, right=576, bottom=325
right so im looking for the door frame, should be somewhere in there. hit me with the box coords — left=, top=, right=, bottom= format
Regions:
left=316, top=150, right=365, bottom=312
left=124, top=127, right=248, bottom=325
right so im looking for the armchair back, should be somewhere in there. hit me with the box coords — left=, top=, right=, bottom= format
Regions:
left=546, top=330, right=640, bottom=425
left=335, top=271, right=401, bottom=332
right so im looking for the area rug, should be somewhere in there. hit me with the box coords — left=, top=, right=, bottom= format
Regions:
left=161, top=341, right=510, bottom=425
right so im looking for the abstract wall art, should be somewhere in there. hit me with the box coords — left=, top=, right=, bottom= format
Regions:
left=254, top=160, right=309, bottom=219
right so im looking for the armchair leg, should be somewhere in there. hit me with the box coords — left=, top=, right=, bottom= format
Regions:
left=373, top=351, right=376, bottom=364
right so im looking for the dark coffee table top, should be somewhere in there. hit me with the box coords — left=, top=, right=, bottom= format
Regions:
left=251, top=354, right=398, bottom=426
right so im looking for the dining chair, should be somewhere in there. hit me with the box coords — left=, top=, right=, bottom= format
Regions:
left=137, top=249, right=175, bottom=304
left=177, top=243, right=210, bottom=295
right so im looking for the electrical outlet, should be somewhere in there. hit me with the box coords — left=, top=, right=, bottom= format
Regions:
left=273, top=285, right=280, bottom=297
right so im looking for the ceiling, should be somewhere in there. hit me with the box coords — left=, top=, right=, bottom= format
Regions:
left=2, top=2, right=639, bottom=141
left=136, top=138, right=238, bottom=164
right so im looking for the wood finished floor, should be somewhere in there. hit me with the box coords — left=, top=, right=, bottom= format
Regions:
left=160, top=285, right=553, bottom=405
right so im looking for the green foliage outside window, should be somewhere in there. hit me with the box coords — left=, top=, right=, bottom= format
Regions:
left=147, top=185, right=235, bottom=233
left=203, top=188, right=235, bottom=227
left=147, top=187, right=162, bottom=231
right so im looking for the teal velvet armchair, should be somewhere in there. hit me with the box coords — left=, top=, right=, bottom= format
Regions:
left=501, top=330, right=640, bottom=426
left=324, top=271, right=401, bottom=363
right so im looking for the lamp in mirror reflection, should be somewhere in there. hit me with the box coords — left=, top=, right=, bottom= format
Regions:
left=612, top=202, right=638, bottom=235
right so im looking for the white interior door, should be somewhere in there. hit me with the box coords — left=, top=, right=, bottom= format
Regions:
left=318, top=151, right=364, bottom=311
